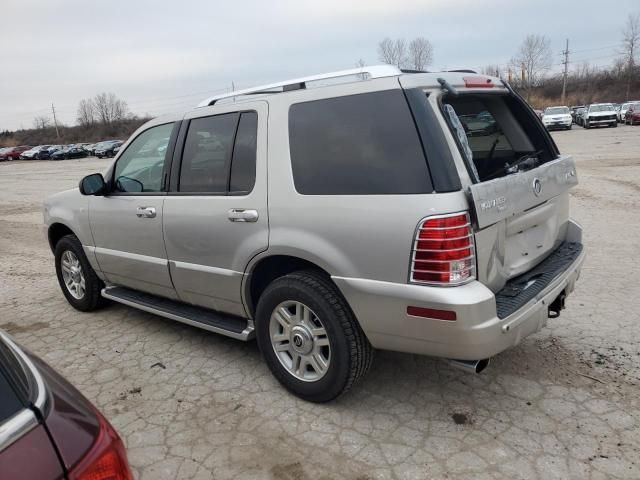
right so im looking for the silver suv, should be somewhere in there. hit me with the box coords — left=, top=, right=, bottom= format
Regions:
left=44, top=66, right=585, bottom=402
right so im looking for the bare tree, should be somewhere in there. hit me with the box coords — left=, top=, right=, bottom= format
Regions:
left=355, top=58, right=366, bottom=69
left=33, top=115, right=50, bottom=130
left=93, top=92, right=129, bottom=125
left=511, top=34, right=552, bottom=101
left=408, top=37, right=433, bottom=71
left=77, top=98, right=96, bottom=126
left=621, top=12, right=640, bottom=100
left=377, top=38, right=408, bottom=69
left=481, top=65, right=501, bottom=77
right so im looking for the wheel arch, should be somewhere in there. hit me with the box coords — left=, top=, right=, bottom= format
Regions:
left=47, top=222, right=76, bottom=253
left=244, top=254, right=345, bottom=319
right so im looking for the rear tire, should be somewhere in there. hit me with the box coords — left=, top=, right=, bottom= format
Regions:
left=54, top=235, right=106, bottom=311
left=255, top=270, right=373, bottom=402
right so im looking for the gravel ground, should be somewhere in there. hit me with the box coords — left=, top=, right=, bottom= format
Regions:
left=0, top=125, right=639, bottom=479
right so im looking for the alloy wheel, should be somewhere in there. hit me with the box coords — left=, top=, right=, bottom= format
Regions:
left=60, top=250, right=86, bottom=299
left=269, top=300, right=331, bottom=382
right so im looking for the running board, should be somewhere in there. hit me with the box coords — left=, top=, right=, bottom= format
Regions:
left=101, top=286, right=254, bottom=341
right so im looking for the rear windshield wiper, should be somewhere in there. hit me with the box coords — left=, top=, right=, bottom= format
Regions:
left=484, top=150, right=543, bottom=180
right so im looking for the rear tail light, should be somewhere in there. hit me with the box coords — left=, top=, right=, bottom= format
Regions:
left=410, top=212, right=475, bottom=286
left=69, top=412, right=133, bottom=480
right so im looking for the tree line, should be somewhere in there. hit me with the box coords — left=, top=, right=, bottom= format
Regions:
left=369, top=12, right=639, bottom=107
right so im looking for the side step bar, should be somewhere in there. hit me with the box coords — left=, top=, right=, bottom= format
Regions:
left=101, top=286, right=254, bottom=341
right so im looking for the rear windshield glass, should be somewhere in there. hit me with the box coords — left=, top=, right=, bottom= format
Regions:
left=443, top=94, right=555, bottom=182
left=289, top=90, right=433, bottom=195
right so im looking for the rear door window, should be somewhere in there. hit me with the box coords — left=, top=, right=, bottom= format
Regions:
left=288, top=90, right=433, bottom=195
left=229, top=112, right=258, bottom=194
left=444, top=95, right=555, bottom=182
left=179, top=113, right=239, bottom=193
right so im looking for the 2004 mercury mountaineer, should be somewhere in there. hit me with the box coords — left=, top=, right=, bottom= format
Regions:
left=43, top=66, right=585, bottom=402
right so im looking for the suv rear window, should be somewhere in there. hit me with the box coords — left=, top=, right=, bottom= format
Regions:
left=289, top=90, right=433, bottom=195
left=443, top=94, right=555, bottom=182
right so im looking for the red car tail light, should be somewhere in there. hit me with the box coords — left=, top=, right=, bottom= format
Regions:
left=68, top=413, right=133, bottom=480
left=410, top=212, right=475, bottom=286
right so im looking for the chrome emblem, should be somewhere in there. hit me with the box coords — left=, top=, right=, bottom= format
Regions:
left=532, top=178, right=542, bottom=196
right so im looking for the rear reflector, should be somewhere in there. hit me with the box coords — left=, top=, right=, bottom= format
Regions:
left=69, top=413, right=133, bottom=480
left=407, top=306, right=457, bottom=321
left=463, top=76, right=494, bottom=88
left=410, top=212, right=475, bottom=286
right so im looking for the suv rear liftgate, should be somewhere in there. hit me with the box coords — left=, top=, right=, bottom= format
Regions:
left=439, top=80, right=581, bottom=320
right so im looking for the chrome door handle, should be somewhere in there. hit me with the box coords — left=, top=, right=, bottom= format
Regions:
left=136, top=206, right=156, bottom=218
left=228, top=209, right=258, bottom=222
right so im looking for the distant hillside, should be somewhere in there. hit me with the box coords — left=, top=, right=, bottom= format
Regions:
left=0, top=117, right=151, bottom=147
left=515, top=65, right=640, bottom=109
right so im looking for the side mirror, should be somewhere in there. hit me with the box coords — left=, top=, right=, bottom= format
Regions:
left=79, top=173, right=106, bottom=196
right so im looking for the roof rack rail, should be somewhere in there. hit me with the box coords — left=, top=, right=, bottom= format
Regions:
left=197, top=65, right=402, bottom=107
left=447, top=69, right=477, bottom=74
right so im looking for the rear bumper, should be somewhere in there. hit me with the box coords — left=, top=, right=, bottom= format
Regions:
left=334, top=220, right=585, bottom=360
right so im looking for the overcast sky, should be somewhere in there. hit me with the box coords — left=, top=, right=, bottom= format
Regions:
left=1, top=0, right=637, bottom=131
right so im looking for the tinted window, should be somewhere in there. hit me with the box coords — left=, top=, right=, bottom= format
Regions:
left=230, top=112, right=258, bottom=193
left=180, top=114, right=238, bottom=192
left=289, top=90, right=432, bottom=195
left=0, top=370, right=23, bottom=423
left=113, top=123, right=174, bottom=193
left=0, top=343, right=27, bottom=424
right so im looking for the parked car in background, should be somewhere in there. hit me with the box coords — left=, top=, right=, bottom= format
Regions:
left=619, top=101, right=640, bottom=122
left=0, top=329, right=133, bottom=480
left=51, top=146, right=88, bottom=160
left=542, top=106, right=572, bottom=130
left=95, top=140, right=123, bottom=158
left=574, top=107, right=586, bottom=126
left=624, top=102, right=640, bottom=125
left=44, top=67, right=585, bottom=402
left=582, top=103, right=617, bottom=129
left=0, top=146, right=31, bottom=161
left=38, top=145, right=64, bottom=160
left=21, top=145, right=52, bottom=160
left=533, top=109, right=543, bottom=119
left=570, top=106, right=584, bottom=122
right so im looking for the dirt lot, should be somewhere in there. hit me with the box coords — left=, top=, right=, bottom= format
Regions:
left=1, top=125, right=639, bottom=479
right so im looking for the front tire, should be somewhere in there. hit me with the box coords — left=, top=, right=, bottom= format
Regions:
left=55, top=235, right=105, bottom=311
left=255, top=270, right=373, bottom=402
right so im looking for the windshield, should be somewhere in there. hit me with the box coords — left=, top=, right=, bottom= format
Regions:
left=545, top=107, right=569, bottom=115
left=590, top=104, right=613, bottom=112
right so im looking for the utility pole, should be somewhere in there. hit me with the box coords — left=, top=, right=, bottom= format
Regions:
left=51, top=104, right=60, bottom=139
left=561, top=38, right=570, bottom=105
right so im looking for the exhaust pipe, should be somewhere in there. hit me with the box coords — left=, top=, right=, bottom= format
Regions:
left=446, top=358, right=490, bottom=374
